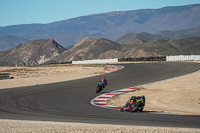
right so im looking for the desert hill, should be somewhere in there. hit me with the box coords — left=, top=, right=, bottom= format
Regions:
left=1, top=37, right=200, bottom=66
left=48, top=37, right=200, bottom=63
left=123, top=37, right=200, bottom=57
left=0, top=39, right=66, bottom=66
left=48, top=37, right=121, bottom=63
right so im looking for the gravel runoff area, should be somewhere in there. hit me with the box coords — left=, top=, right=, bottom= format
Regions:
left=1, top=119, right=200, bottom=133
left=0, top=63, right=200, bottom=132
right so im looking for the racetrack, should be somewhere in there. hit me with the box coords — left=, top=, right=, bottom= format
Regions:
left=0, top=62, right=200, bottom=128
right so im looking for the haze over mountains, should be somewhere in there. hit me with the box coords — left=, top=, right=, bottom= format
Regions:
left=0, top=4, right=200, bottom=51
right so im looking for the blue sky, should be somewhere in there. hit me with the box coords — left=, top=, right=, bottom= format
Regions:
left=1, top=0, right=200, bottom=26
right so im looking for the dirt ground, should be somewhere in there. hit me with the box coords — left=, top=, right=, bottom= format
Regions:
left=107, top=69, right=200, bottom=115
left=0, top=64, right=114, bottom=89
left=0, top=63, right=200, bottom=132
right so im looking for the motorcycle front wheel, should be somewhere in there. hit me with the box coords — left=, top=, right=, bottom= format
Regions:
left=96, top=86, right=101, bottom=93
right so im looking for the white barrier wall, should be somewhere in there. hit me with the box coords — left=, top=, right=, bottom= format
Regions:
left=72, top=55, right=200, bottom=64
left=166, top=55, right=200, bottom=61
left=72, top=58, right=118, bottom=64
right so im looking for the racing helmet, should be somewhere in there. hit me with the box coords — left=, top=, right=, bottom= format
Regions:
left=102, top=78, right=106, bottom=82
left=130, top=96, right=136, bottom=102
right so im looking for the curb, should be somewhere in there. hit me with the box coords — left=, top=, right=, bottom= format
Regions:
left=91, top=65, right=127, bottom=110
left=90, top=87, right=136, bottom=110
left=91, top=88, right=200, bottom=117
left=101, top=65, right=124, bottom=74
left=91, top=65, right=200, bottom=116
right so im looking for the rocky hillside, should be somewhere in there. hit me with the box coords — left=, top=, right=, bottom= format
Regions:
left=1, top=37, right=200, bottom=66
left=48, top=37, right=200, bottom=63
left=122, top=37, right=200, bottom=57
left=0, top=39, right=66, bottom=66
left=48, top=37, right=122, bottom=63
left=0, top=4, right=200, bottom=50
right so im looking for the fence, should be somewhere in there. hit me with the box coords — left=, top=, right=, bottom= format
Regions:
left=166, top=55, right=200, bottom=61
left=118, top=56, right=166, bottom=62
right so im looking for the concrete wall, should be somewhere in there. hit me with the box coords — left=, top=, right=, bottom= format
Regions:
left=72, top=55, right=200, bottom=64
left=72, top=58, right=118, bottom=64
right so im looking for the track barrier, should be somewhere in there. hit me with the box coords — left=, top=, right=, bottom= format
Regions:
left=72, top=55, right=200, bottom=64
left=0, top=73, right=10, bottom=80
left=118, top=56, right=166, bottom=62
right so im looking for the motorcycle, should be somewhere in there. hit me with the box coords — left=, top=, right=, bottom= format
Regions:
left=120, top=95, right=145, bottom=112
left=96, top=81, right=105, bottom=93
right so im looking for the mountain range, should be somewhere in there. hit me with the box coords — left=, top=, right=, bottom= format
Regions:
left=1, top=36, right=199, bottom=66
left=48, top=37, right=200, bottom=63
left=0, top=4, right=200, bottom=51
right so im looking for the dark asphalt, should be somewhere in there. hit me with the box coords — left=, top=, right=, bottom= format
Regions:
left=0, top=62, right=200, bottom=128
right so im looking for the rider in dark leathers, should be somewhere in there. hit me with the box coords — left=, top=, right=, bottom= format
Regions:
left=123, top=96, right=136, bottom=111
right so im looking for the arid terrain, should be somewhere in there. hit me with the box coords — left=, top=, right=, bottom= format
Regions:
left=0, top=64, right=114, bottom=89
left=0, top=63, right=200, bottom=132
left=108, top=68, right=200, bottom=115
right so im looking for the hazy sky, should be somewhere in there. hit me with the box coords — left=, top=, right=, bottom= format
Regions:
left=1, top=0, right=200, bottom=26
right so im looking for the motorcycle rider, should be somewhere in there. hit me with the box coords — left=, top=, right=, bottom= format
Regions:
left=99, top=77, right=107, bottom=88
left=123, top=96, right=136, bottom=111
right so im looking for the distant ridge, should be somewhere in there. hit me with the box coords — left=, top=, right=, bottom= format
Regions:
left=0, top=4, right=200, bottom=51
left=116, top=32, right=169, bottom=44
left=116, top=25, right=200, bottom=44
left=157, top=25, right=200, bottom=39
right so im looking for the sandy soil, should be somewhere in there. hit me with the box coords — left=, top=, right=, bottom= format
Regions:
left=0, top=63, right=200, bottom=132
left=0, top=64, right=114, bottom=89
left=108, top=70, right=200, bottom=115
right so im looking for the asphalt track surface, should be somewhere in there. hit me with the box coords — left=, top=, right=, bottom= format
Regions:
left=0, top=62, right=200, bottom=128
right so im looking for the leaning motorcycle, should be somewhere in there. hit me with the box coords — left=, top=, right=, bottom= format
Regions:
left=96, top=82, right=105, bottom=93
left=121, top=95, right=145, bottom=112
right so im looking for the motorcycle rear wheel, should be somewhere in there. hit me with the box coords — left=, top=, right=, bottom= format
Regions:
left=139, top=107, right=144, bottom=112
left=120, top=106, right=125, bottom=112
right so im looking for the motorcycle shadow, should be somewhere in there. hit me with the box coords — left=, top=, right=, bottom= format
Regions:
left=97, top=91, right=110, bottom=94
left=99, top=91, right=110, bottom=94
left=122, top=110, right=157, bottom=113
